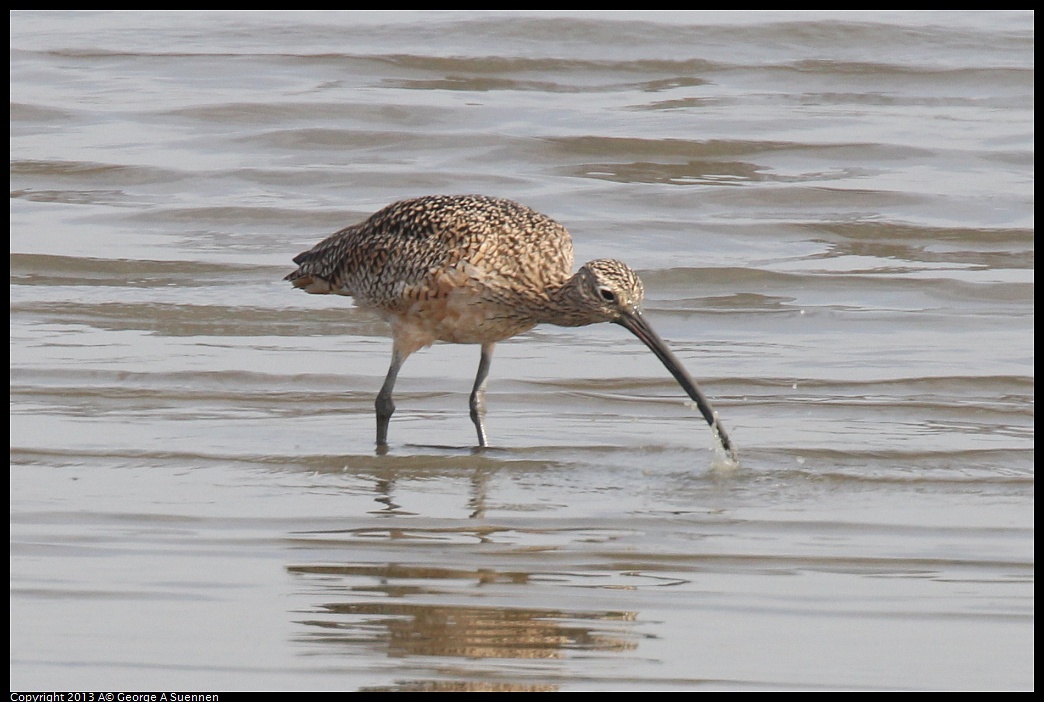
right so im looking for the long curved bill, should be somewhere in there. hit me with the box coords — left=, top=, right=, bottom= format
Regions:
left=615, top=310, right=737, bottom=462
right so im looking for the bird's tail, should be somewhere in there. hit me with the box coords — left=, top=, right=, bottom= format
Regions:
left=284, top=228, right=356, bottom=294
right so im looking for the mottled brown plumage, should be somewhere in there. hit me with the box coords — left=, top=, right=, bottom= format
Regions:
left=286, top=194, right=735, bottom=459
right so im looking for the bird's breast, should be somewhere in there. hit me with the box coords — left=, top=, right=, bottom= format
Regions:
left=375, top=261, right=542, bottom=355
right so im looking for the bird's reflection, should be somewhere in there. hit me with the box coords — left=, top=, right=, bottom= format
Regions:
left=368, top=455, right=495, bottom=519
left=289, top=562, right=638, bottom=687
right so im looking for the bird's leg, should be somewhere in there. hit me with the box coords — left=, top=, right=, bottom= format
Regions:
left=376, top=346, right=405, bottom=449
left=469, top=342, right=495, bottom=448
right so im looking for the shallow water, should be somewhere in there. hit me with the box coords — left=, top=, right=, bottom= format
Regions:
left=10, top=10, right=1034, bottom=691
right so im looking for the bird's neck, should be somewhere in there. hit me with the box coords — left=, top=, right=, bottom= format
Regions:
left=542, top=273, right=598, bottom=328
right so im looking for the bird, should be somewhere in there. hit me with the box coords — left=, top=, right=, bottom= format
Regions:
left=285, top=194, right=736, bottom=459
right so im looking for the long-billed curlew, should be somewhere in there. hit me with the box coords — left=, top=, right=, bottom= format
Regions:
left=286, top=194, right=736, bottom=459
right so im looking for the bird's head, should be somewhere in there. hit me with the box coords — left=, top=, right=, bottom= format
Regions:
left=572, top=259, right=646, bottom=323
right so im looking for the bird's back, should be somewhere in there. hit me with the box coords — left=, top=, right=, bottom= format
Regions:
left=286, top=195, right=577, bottom=346
left=288, top=195, right=574, bottom=306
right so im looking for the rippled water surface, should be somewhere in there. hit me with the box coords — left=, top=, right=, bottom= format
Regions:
left=10, top=11, right=1033, bottom=691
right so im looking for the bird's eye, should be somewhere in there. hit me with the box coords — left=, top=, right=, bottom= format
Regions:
left=599, top=288, right=616, bottom=302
